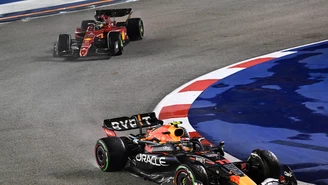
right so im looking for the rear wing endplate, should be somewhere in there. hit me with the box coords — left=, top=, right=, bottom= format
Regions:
left=103, top=112, right=163, bottom=131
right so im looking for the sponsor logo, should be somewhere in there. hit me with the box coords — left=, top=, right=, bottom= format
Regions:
left=205, top=153, right=218, bottom=157
left=136, top=154, right=168, bottom=166
left=111, top=115, right=151, bottom=130
left=162, top=145, right=172, bottom=151
left=284, top=171, right=293, bottom=177
left=196, top=156, right=205, bottom=163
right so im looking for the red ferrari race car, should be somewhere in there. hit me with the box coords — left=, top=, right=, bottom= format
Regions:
left=95, top=112, right=298, bottom=185
left=53, top=8, right=144, bottom=60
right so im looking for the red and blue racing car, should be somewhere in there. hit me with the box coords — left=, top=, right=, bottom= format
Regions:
left=95, top=112, right=298, bottom=185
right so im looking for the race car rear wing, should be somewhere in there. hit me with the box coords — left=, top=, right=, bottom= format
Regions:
left=95, top=8, right=132, bottom=17
left=103, top=112, right=163, bottom=132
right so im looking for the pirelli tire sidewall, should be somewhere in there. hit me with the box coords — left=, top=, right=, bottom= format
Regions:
left=174, top=163, right=209, bottom=185
left=95, top=137, right=128, bottom=172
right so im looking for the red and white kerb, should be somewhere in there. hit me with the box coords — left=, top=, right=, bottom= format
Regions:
left=153, top=51, right=295, bottom=139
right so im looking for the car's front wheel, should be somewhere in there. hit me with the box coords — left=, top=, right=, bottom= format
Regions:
left=174, top=164, right=209, bottom=185
left=246, top=149, right=281, bottom=183
left=56, top=34, right=71, bottom=54
left=108, top=32, right=123, bottom=56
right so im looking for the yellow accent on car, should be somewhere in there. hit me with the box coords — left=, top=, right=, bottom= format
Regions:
left=171, top=121, right=183, bottom=126
left=121, top=31, right=125, bottom=40
left=235, top=175, right=256, bottom=185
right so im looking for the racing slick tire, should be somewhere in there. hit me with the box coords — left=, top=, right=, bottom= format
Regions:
left=246, top=149, right=281, bottom=184
left=95, top=136, right=129, bottom=172
left=108, top=32, right=123, bottom=56
left=56, top=34, right=71, bottom=54
left=127, top=18, right=144, bottom=41
left=174, top=164, right=209, bottom=185
left=81, top=20, right=96, bottom=32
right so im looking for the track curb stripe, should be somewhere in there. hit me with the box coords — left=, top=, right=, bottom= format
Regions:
left=152, top=47, right=319, bottom=140
left=158, top=104, right=191, bottom=120
left=229, top=57, right=274, bottom=68
left=153, top=40, right=328, bottom=185
left=179, top=79, right=219, bottom=92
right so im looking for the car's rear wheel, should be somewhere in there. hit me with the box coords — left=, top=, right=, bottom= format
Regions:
left=174, top=164, right=209, bottom=185
left=108, top=32, right=123, bottom=56
left=127, top=18, right=144, bottom=41
left=81, top=20, right=96, bottom=32
left=246, top=149, right=281, bottom=183
left=95, top=137, right=128, bottom=172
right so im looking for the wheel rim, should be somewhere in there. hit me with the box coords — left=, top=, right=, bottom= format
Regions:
left=119, top=35, right=123, bottom=48
left=176, top=170, right=192, bottom=185
left=139, top=21, right=144, bottom=38
left=95, top=144, right=107, bottom=168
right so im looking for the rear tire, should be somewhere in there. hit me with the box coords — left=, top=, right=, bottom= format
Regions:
left=246, top=149, right=281, bottom=183
left=81, top=20, right=96, bottom=32
left=174, top=164, right=209, bottom=185
left=127, top=18, right=144, bottom=41
left=95, top=137, right=128, bottom=172
left=108, top=32, right=123, bottom=56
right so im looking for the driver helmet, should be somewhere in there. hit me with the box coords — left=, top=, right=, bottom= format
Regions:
left=94, top=14, right=106, bottom=22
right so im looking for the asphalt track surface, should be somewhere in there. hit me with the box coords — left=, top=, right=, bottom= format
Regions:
left=1, top=0, right=328, bottom=185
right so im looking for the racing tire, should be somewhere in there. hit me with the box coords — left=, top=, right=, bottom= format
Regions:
left=57, top=34, right=71, bottom=54
left=81, top=20, right=96, bottom=32
left=246, top=149, right=281, bottom=183
left=95, top=137, right=128, bottom=172
left=127, top=18, right=144, bottom=41
left=174, top=164, right=209, bottom=185
left=108, top=32, right=123, bottom=56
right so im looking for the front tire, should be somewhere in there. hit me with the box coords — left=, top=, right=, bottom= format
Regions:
left=246, top=149, right=281, bottom=183
left=57, top=34, right=71, bottom=54
left=95, top=137, right=128, bottom=172
left=174, top=164, right=208, bottom=185
left=108, top=32, right=123, bottom=56
left=127, top=18, right=144, bottom=41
